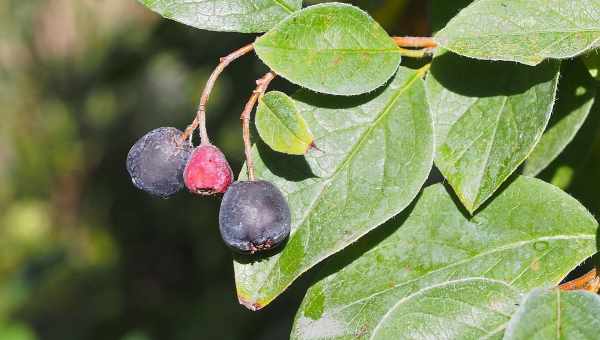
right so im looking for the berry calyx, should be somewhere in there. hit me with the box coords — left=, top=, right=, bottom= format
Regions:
left=126, top=127, right=192, bottom=198
left=219, top=180, right=291, bottom=254
left=183, top=144, right=233, bottom=195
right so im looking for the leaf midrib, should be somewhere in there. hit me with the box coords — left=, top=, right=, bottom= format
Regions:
left=159, top=0, right=296, bottom=17
left=255, top=44, right=401, bottom=54
left=249, top=68, right=427, bottom=304
left=439, top=28, right=600, bottom=40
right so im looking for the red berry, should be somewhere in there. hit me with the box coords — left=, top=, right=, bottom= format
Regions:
left=183, top=144, right=233, bottom=195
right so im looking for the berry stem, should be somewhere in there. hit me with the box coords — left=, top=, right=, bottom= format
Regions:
left=241, top=71, right=277, bottom=181
left=181, top=43, right=255, bottom=145
left=393, top=36, right=438, bottom=49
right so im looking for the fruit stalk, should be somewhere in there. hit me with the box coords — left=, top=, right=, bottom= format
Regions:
left=181, top=43, right=255, bottom=144
left=241, top=71, right=276, bottom=181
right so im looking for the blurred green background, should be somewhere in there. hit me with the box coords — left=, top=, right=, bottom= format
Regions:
left=1, top=1, right=599, bottom=339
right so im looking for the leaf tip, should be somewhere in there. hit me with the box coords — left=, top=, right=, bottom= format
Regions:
left=305, top=141, right=320, bottom=154
left=237, top=291, right=265, bottom=311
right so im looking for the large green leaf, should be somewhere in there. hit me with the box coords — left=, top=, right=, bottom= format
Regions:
left=138, top=0, right=301, bottom=33
left=504, top=288, right=600, bottom=340
left=524, top=61, right=597, bottom=176
left=426, top=51, right=560, bottom=213
left=292, top=177, right=598, bottom=340
left=234, top=66, right=434, bottom=310
left=435, top=0, right=600, bottom=66
left=254, top=3, right=401, bottom=96
left=370, top=279, right=520, bottom=340
left=256, top=91, right=314, bottom=155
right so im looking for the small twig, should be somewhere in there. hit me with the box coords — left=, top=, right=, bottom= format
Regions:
left=398, top=47, right=435, bottom=58
left=393, top=36, right=438, bottom=49
left=181, top=43, right=255, bottom=144
left=559, top=268, right=599, bottom=292
left=240, top=71, right=277, bottom=181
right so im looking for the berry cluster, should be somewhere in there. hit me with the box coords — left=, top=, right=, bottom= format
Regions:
left=126, top=45, right=290, bottom=255
left=126, top=127, right=291, bottom=254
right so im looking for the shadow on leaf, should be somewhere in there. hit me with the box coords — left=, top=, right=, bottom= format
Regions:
left=430, top=51, right=558, bottom=97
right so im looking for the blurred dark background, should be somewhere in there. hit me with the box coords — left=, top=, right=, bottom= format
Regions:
left=1, top=0, right=599, bottom=339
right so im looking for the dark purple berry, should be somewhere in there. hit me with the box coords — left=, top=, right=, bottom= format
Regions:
left=126, top=127, right=192, bottom=198
left=219, top=181, right=291, bottom=254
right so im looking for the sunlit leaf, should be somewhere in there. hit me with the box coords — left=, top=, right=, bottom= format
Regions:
left=254, top=3, right=401, bottom=95
left=524, top=61, right=597, bottom=176
left=292, top=177, right=598, bottom=339
left=436, top=0, right=600, bottom=66
left=234, top=66, right=434, bottom=310
left=256, top=91, right=314, bottom=155
left=138, top=0, right=302, bottom=33
left=504, top=288, right=600, bottom=340
left=426, top=51, right=560, bottom=212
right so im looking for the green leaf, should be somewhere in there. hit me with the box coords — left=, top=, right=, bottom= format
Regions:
left=292, top=177, right=598, bottom=340
left=435, top=0, right=600, bottom=66
left=426, top=51, right=560, bottom=213
left=234, top=66, right=434, bottom=310
left=369, top=279, right=521, bottom=340
left=254, top=3, right=401, bottom=96
left=535, top=97, right=600, bottom=190
left=524, top=61, right=597, bottom=176
left=137, top=0, right=301, bottom=33
left=504, top=288, right=600, bottom=340
left=255, top=91, right=314, bottom=155
left=582, top=52, right=600, bottom=80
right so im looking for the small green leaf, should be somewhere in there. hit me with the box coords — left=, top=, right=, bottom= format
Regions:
left=255, top=91, right=314, bottom=155
left=426, top=51, right=560, bottom=212
left=504, top=288, right=600, bottom=340
left=524, top=60, right=597, bottom=176
left=234, top=66, right=434, bottom=310
left=435, top=0, right=600, bottom=66
left=138, top=0, right=302, bottom=33
left=582, top=52, right=600, bottom=80
left=292, top=177, right=598, bottom=340
left=254, top=3, right=401, bottom=96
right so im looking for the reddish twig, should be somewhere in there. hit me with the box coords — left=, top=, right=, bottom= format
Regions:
left=393, top=36, right=438, bottom=49
left=181, top=43, right=255, bottom=144
left=240, top=71, right=277, bottom=181
left=559, top=268, right=600, bottom=293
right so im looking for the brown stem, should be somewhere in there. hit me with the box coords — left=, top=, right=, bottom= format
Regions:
left=181, top=43, right=255, bottom=144
left=393, top=36, right=438, bottom=49
left=241, top=71, right=277, bottom=181
left=559, top=268, right=599, bottom=292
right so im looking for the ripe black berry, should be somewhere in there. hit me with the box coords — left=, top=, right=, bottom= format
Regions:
left=126, top=127, right=192, bottom=198
left=219, top=181, right=291, bottom=254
